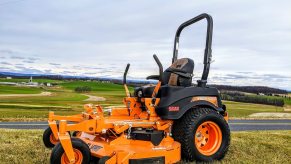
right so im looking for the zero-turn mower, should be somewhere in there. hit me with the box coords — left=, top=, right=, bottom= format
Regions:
left=44, top=13, right=230, bottom=164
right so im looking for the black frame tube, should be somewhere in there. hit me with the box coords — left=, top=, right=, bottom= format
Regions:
left=153, top=54, right=163, bottom=81
left=172, top=13, right=213, bottom=86
left=123, top=63, right=130, bottom=84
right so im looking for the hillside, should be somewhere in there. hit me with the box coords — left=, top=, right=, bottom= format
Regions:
left=210, top=85, right=287, bottom=94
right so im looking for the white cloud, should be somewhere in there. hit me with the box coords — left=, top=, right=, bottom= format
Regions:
left=0, top=0, right=290, bottom=89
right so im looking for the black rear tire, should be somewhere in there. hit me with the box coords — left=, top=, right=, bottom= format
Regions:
left=90, top=156, right=100, bottom=163
left=43, top=127, right=58, bottom=148
left=172, top=107, right=230, bottom=162
left=72, top=131, right=81, bottom=137
left=50, top=138, right=91, bottom=164
left=98, top=156, right=110, bottom=164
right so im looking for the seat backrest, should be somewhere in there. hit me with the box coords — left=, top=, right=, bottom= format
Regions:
left=162, top=58, right=194, bottom=87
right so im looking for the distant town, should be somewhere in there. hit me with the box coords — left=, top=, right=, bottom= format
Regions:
left=0, top=76, right=52, bottom=87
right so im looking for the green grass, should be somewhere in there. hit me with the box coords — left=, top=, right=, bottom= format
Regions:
left=0, top=79, right=290, bottom=120
left=284, top=97, right=291, bottom=105
left=0, top=81, right=131, bottom=120
left=60, top=81, right=126, bottom=91
left=0, top=109, right=80, bottom=121
left=0, top=85, right=42, bottom=94
left=0, top=129, right=289, bottom=163
left=0, top=89, right=88, bottom=120
left=60, top=81, right=133, bottom=105
left=224, top=101, right=285, bottom=118
left=222, top=130, right=291, bottom=163
left=0, top=129, right=50, bottom=163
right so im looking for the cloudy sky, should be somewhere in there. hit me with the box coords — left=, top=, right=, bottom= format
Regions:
left=0, top=0, right=290, bottom=90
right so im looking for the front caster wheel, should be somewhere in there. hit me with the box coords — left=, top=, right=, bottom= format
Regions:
left=172, top=107, right=230, bottom=162
left=50, top=138, right=91, bottom=164
left=43, top=127, right=58, bottom=148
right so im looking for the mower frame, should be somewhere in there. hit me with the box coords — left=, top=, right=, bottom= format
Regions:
left=46, top=13, right=230, bottom=164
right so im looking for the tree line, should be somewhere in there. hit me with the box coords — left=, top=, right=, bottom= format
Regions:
left=210, top=85, right=287, bottom=94
left=221, top=91, right=285, bottom=107
left=74, top=86, right=92, bottom=93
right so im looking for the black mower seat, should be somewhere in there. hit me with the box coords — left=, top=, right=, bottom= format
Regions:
left=134, top=58, right=194, bottom=98
left=163, top=58, right=194, bottom=87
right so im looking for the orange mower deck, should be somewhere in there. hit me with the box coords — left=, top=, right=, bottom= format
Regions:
left=78, top=132, right=180, bottom=163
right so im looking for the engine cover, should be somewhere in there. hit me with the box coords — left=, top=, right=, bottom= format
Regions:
left=130, top=129, right=164, bottom=146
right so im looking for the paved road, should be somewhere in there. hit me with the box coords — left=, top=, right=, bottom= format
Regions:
left=0, top=120, right=290, bottom=131
left=228, top=119, right=291, bottom=131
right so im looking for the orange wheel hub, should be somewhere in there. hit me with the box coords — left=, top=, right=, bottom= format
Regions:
left=49, top=133, right=58, bottom=145
left=61, top=149, right=83, bottom=164
left=195, top=121, right=222, bottom=156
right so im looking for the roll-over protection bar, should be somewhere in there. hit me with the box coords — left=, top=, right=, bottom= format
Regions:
left=172, top=13, right=213, bottom=87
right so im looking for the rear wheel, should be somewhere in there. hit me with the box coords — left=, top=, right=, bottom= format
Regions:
left=72, top=131, right=81, bottom=137
left=43, top=127, right=58, bottom=148
left=172, top=107, right=230, bottom=162
left=98, top=156, right=110, bottom=164
left=90, top=156, right=100, bottom=163
left=50, top=138, right=91, bottom=164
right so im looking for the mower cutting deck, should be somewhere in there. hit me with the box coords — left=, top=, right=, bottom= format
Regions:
left=44, top=13, right=230, bottom=164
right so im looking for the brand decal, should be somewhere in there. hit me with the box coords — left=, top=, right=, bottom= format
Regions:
left=191, top=96, right=218, bottom=106
left=168, top=106, right=179, bottom=112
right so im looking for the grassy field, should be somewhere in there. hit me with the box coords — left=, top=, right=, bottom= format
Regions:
left=0, top=90, right=88, bottom=121
left=224, top=101, right=285, bottom=118
left=60, top=81, right=133, bottom=105
left=0, top=85, right=42, bottom=94
left=284, top=97, right=291, bottom=105
left=0, top=79, right=290, bottom=121
left=223, top=130, right=291, bottom=163
left=0, top=81, right=131, bottom=121
left=0, top=129, right=289, bottom=163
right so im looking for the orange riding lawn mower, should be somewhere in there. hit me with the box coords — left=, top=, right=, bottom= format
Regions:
left=43, top=13, right=230, bottom=164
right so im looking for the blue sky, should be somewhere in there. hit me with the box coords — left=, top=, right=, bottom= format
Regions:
left=0, top=0, right=290, bottom=89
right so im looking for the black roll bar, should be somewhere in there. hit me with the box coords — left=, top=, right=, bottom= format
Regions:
left=172, top=13, right=213, bottom=87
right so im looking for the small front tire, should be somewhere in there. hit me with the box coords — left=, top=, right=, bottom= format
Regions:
left=43, top=127, right=58, bottom=148
left=50, top=138, right=91, bottom=164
